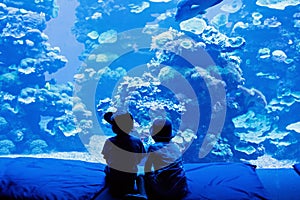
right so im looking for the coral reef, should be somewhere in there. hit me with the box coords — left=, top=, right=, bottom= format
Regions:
left=219, top=0, right=300, bottom=163
left=256, top=0, right=300, bottom=10
left=0, top=1, right=86, bottom=154
left=220, top=0, right=243, bottom=13
left=72, top=0, right=300, bottom=165
left=179, top=18, right=207, bottom=35
left=1, top=0, right=298, bottom=166
left=0, top=0, right=59, bottom=20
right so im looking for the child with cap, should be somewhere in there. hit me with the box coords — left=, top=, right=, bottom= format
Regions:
left=144, top=118, right=189, bottom=200
left=101, top=111, right=147, bottom=199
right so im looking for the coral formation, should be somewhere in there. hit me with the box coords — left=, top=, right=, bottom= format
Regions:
left=220, top=0, right=243, bottom=13
left=0, top=1, right=86, bottom=154
left=72, top=0, right=300, bottom=165
left=0, top=139, right=15, bottom=154
left=286, top=122, right=300, bottom=133
left=179, top=18, right=207, bottom=34
left=2, top=0, right=298, bottom=166
left=0, top=0, right=58, bottom=20
left=211, top=13, right=228, bottom=28
left=256, top=0, right=300, bottom=10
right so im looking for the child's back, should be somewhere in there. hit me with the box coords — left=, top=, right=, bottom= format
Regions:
left=101, top=112, right=145, bottom=198
left=144, top=118, right=188, bottom=200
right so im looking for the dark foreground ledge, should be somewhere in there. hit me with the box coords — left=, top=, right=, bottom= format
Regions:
left=0, top=157, right=274, bottom=200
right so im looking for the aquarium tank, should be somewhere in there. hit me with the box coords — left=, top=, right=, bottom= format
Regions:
left=0, top=0, right=299, bottom=169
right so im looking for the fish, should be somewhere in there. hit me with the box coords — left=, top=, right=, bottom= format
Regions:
left=175, top=0, right=224, bottom=22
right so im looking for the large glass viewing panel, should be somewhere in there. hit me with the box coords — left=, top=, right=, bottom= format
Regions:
left=0, top=0, right=299, bottom=168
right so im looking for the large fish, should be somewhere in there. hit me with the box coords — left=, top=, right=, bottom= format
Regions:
left=175, top=0, right=224, bottom=22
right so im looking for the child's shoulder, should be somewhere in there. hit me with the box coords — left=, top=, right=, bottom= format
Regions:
left=107, top=135, right=117, bottom=141
left=148, top=142, right=180, bottom=152
left=128, top=134, right=143, bottom=143
left=148, top=142, right=165, bottom=151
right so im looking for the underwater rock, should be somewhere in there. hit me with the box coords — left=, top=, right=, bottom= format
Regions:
left=211, top=13, right=228, bottom=28
left=96, top=72, right=186, bottom=130
left=98, top=29, right=117, bottom=44
left=232, top=21, right=249, bottom=33
left=74, top=0, right=300, bottom=164
left=150, top=27, right=194, bottom=53
left=87, top=30, right=99, bottom=40
left=270, top=140, right=291, bottom=147
left=7, top=129, right=25, bottom=143
left=238, top=85, right=267, bottom=111
left=232, top=110, right=271, bottom=144
left=172, top=129, right=197, bottom=152
left=92, top=53, right=118, bottom=63
left=294, top=19, right=300, bottom=28
left=246, top=154, right=297, bottom=168
left=179, top=17, right=207, bottom=34
left=201, top=26, right=246, bottom=51
left=18, top=87, right=36, bottom=105
left=18, top=66, right=35, bottom=75
left=90, top=12, right=102, bottom=20
left=271, top=50, right=287, bottom=63
left=190, top=66, right=226, bottom=89
left=73, top=102, right=92, bottom=119
left=218, top=52, right=244, bottom=89
left=210, top=138, right=233, bottom=158
left=13, top=84, right=73, bottom=119
left=29, top=139, right=48, bottom=154
left=129, top=1, right=150, bottom=14
left=39, top=116, right=54, bottom=135
left=226, top=84, right=267, bottom=117
left=267, top=94, right=298, bottom=112
left=293, top=12, right=300, bottom=28
left=0, top=103, right=18, bottom=119
left=263, top=17, right=281, bottom=28
left=252, top=12, right=263, bottom=26
left=0, top=2, right=85, bottom=154
left=286, top=121, right=300, bottom=133
left=95, top=54, right=108, bottom=63
left=0, top=7, right=46, bottom=35
left=256, top=72, right=280, bottom=80
left=1, top=0, right=59, bottom=20
left=0, top=139, right=15, bottom=154
left=158, top=66, right=180, bottom=84
left=256, top=0, right=300, bottom=10
left=0, top=6, right=67, bottom=75
left=225, top=36, right=246, bottom=49
left=73, top=73, right=86, bottom=84
left=178, top=129, right=197, bottom=143
left=78, top=119, right=93, bottom=135
left=267, top=128, right=290, bottom=140
left=258, top=47, right=271, bottom=59
left=220, top=0, right=242, bottom=13
left=54, top=113, right=82, bottom=137
left=234, top=143, right=256, bottom=155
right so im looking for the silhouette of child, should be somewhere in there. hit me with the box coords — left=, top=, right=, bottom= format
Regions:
left=101, top=111, right=146, bottom=199
left=144, top=118, right=188, bottom=200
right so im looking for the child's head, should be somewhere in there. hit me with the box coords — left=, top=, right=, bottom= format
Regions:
left=150, top=118, right=174, bottom=142
left=104, top=111, right=134, bottom=135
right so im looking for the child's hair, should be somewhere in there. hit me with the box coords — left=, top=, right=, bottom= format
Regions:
left=104, top=111, right=134, bottom=134
left=150, top=118, right=174, bottom=142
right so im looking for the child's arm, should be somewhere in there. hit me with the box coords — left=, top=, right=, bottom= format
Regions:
left=101, top=139, right=111, bottom=161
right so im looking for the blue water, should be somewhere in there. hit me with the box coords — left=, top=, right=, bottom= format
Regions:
left=0, top=0, right=299, bottom=168
left=45, top=0, right=83, bottom=83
